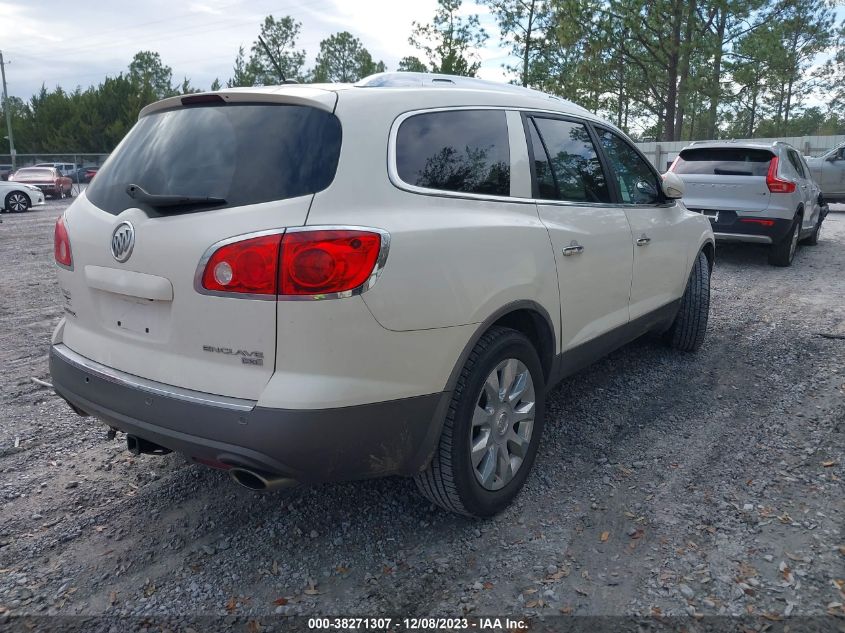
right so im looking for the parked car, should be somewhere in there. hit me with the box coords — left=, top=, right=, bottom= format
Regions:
left=0, top=178, right=46, bottom=212
left=48, top=73, right=714, bottom=517
left=68, top=166, right=97, bottom=183
left=35, top=162, right=78, bottom=178
left=9, top=167, right=73, bottom=199
left=804, top=142, right=845, bottom=203
left=0, top=164, right=13, bottom=180
left=669, top=141, right=824, bottom=266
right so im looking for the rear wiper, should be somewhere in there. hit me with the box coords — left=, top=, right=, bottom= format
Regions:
left=126, top=184, right=225, bottom=208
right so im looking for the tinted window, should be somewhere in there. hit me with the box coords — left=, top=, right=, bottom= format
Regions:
left=526, top=119, right=556, bottom=199
left=674, top=148, right=773, bottom=176
left=531, top=117, right=610, bottom=203
left=86, top=104, right=342, bottom=216
left=396, top=110, right=510, bottom=196
left=787, top=150, right=805, bottom=177
left=598, top=129, right=661, bottom=204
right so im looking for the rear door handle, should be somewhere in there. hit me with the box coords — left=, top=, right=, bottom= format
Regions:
left=562, top=244, right=584, bottom=256
left=636, top=236, right=651, bottom=246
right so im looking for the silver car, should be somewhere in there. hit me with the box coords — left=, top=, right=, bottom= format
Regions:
left=670, top=141, right=825, bottom=267
left=805, top=142, right=845, bottom=203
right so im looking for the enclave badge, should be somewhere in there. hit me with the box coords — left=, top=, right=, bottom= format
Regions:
left=111, top=221, right=135, bottom=262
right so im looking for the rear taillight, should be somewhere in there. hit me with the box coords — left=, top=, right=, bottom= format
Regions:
left=54, top=216, right=73, bottom=269
left=200, top=233, right=282, bottom=296
left=279, top=229, right=383, bottom=296
left=668, top=156, right=679, bottom=172
left=766, top=157, right=796, bottom=193
left=198, top=228, right=387, bottom=299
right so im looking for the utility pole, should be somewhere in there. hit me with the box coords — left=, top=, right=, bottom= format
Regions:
left=0, top=50, right=16, bottom=170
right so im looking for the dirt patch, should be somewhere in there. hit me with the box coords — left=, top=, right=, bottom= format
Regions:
left=1, top=201, right=843, bottom=625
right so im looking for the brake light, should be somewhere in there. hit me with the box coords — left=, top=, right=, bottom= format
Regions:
left=740, top=218, right=775, bottom=227
left=199, top=228, right=386, bottom=299
left=668, top=156, right=679, bottom=172
left=766, top=157, right=796, bottom=193
left=279, top=230, right=383, bottom=296
left=201, top=234, right=282, bottom=295
left=54, top=216, right=73, bottom=269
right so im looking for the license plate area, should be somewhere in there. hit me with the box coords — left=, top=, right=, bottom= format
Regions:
left=96, top=293, right=171, bottom=341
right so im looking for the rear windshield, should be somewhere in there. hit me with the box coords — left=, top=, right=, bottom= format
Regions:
left=15, top=168, right=54, bottom=178
left=674, top=148, right=773, bottom=176
left=86, top=103, right=342, bottom=216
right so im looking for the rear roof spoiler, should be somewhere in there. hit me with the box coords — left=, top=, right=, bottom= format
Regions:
left=138, top=86, right=338, bottom=119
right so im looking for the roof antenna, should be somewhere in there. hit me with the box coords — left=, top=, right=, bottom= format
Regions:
left=257, top=35, right=296, bottom=84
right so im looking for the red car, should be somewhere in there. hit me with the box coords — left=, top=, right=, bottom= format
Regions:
left=9, top=167, right=73, bottom=199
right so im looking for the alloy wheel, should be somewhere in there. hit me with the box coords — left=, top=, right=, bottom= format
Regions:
left=470, top=358, right=536, bottom=491
left=8, top=193, right=28, bottom=212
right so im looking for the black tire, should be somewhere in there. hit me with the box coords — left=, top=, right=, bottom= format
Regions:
left=66, top=186, right=74, bottom=199
left=768, top=214, right=800, bottom=266
left=664, top=251, right=710, bottom=352
left=5, top=191, right=30, bottom=213
left=414, top=326, right=546, bottom=517
left=800, top=213, right=822, bottom=246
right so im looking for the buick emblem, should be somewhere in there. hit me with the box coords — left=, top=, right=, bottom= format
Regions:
left=111, top=221, right=135, bottom=262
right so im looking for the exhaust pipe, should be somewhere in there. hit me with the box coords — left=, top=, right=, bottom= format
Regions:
left=229, top=467, right=298, bottom=492
left=126, top=435, right=172, bottom=456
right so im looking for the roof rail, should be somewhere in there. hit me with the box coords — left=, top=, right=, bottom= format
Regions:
left=355, top=72, right=564, bottom=102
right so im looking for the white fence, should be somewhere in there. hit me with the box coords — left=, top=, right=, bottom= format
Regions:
left=636, top=135, right=845, bottom=171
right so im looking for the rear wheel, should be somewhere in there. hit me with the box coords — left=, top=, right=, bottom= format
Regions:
left=664, top=251, right=710, bottom=352
left=768, top=214, right=800, bottom=266
left=415, top=326, right=545, bottom=517
left=5, top=191, right=30, bottom=213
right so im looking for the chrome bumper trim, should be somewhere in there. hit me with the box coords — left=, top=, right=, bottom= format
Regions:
left=714, top=232, right=773, bottom=244
left=50, top=343, right=255, bottom=412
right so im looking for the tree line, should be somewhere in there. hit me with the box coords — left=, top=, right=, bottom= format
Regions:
left=1, top=0, right=843, bottom=155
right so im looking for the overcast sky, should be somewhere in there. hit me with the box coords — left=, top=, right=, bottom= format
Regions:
left=0, top=0, right=841, bottom=113
left=0, top=0, right=512, bottom=99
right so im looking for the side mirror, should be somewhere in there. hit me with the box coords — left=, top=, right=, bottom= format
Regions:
left=661, top=171, right=685, bottom=199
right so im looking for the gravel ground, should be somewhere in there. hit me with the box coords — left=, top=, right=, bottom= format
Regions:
left=0, top=198, right=843, bottom=630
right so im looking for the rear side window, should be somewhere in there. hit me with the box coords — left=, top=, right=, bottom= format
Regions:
left=529, top=117, right=610, bottom=203
left=395, top=110, right=510, bottom=196
left=786, top=150, right=805, bottom=177
left=674, top=148, right=773, bottom=176
left=86, top=104, right=342, bottom=216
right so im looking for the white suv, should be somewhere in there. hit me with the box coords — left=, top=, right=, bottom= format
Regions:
left=49, top=73, right=714, bottom=517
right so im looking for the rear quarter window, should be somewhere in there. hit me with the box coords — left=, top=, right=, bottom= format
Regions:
left=395, top=109, right=511, bottom=197
left=85, top=103, right=342, bottom=216
left=674, top=148, right=773, bottom=176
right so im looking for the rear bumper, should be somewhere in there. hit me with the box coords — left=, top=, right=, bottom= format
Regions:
left=19, top=183, right=61, bottom=194
left=49, top=343, right=448, bottom=482
left=702, top=212, right=793, bottom=245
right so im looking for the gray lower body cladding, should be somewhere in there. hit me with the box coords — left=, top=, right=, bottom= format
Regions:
left=49, top=344, right=449, bottom=482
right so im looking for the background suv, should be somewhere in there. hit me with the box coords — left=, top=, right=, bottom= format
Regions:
left=670, top=141, right=825, bottom=266
left=49, top=73, right=714, bottom=517
left=805, top=141, right=845, bottom=203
